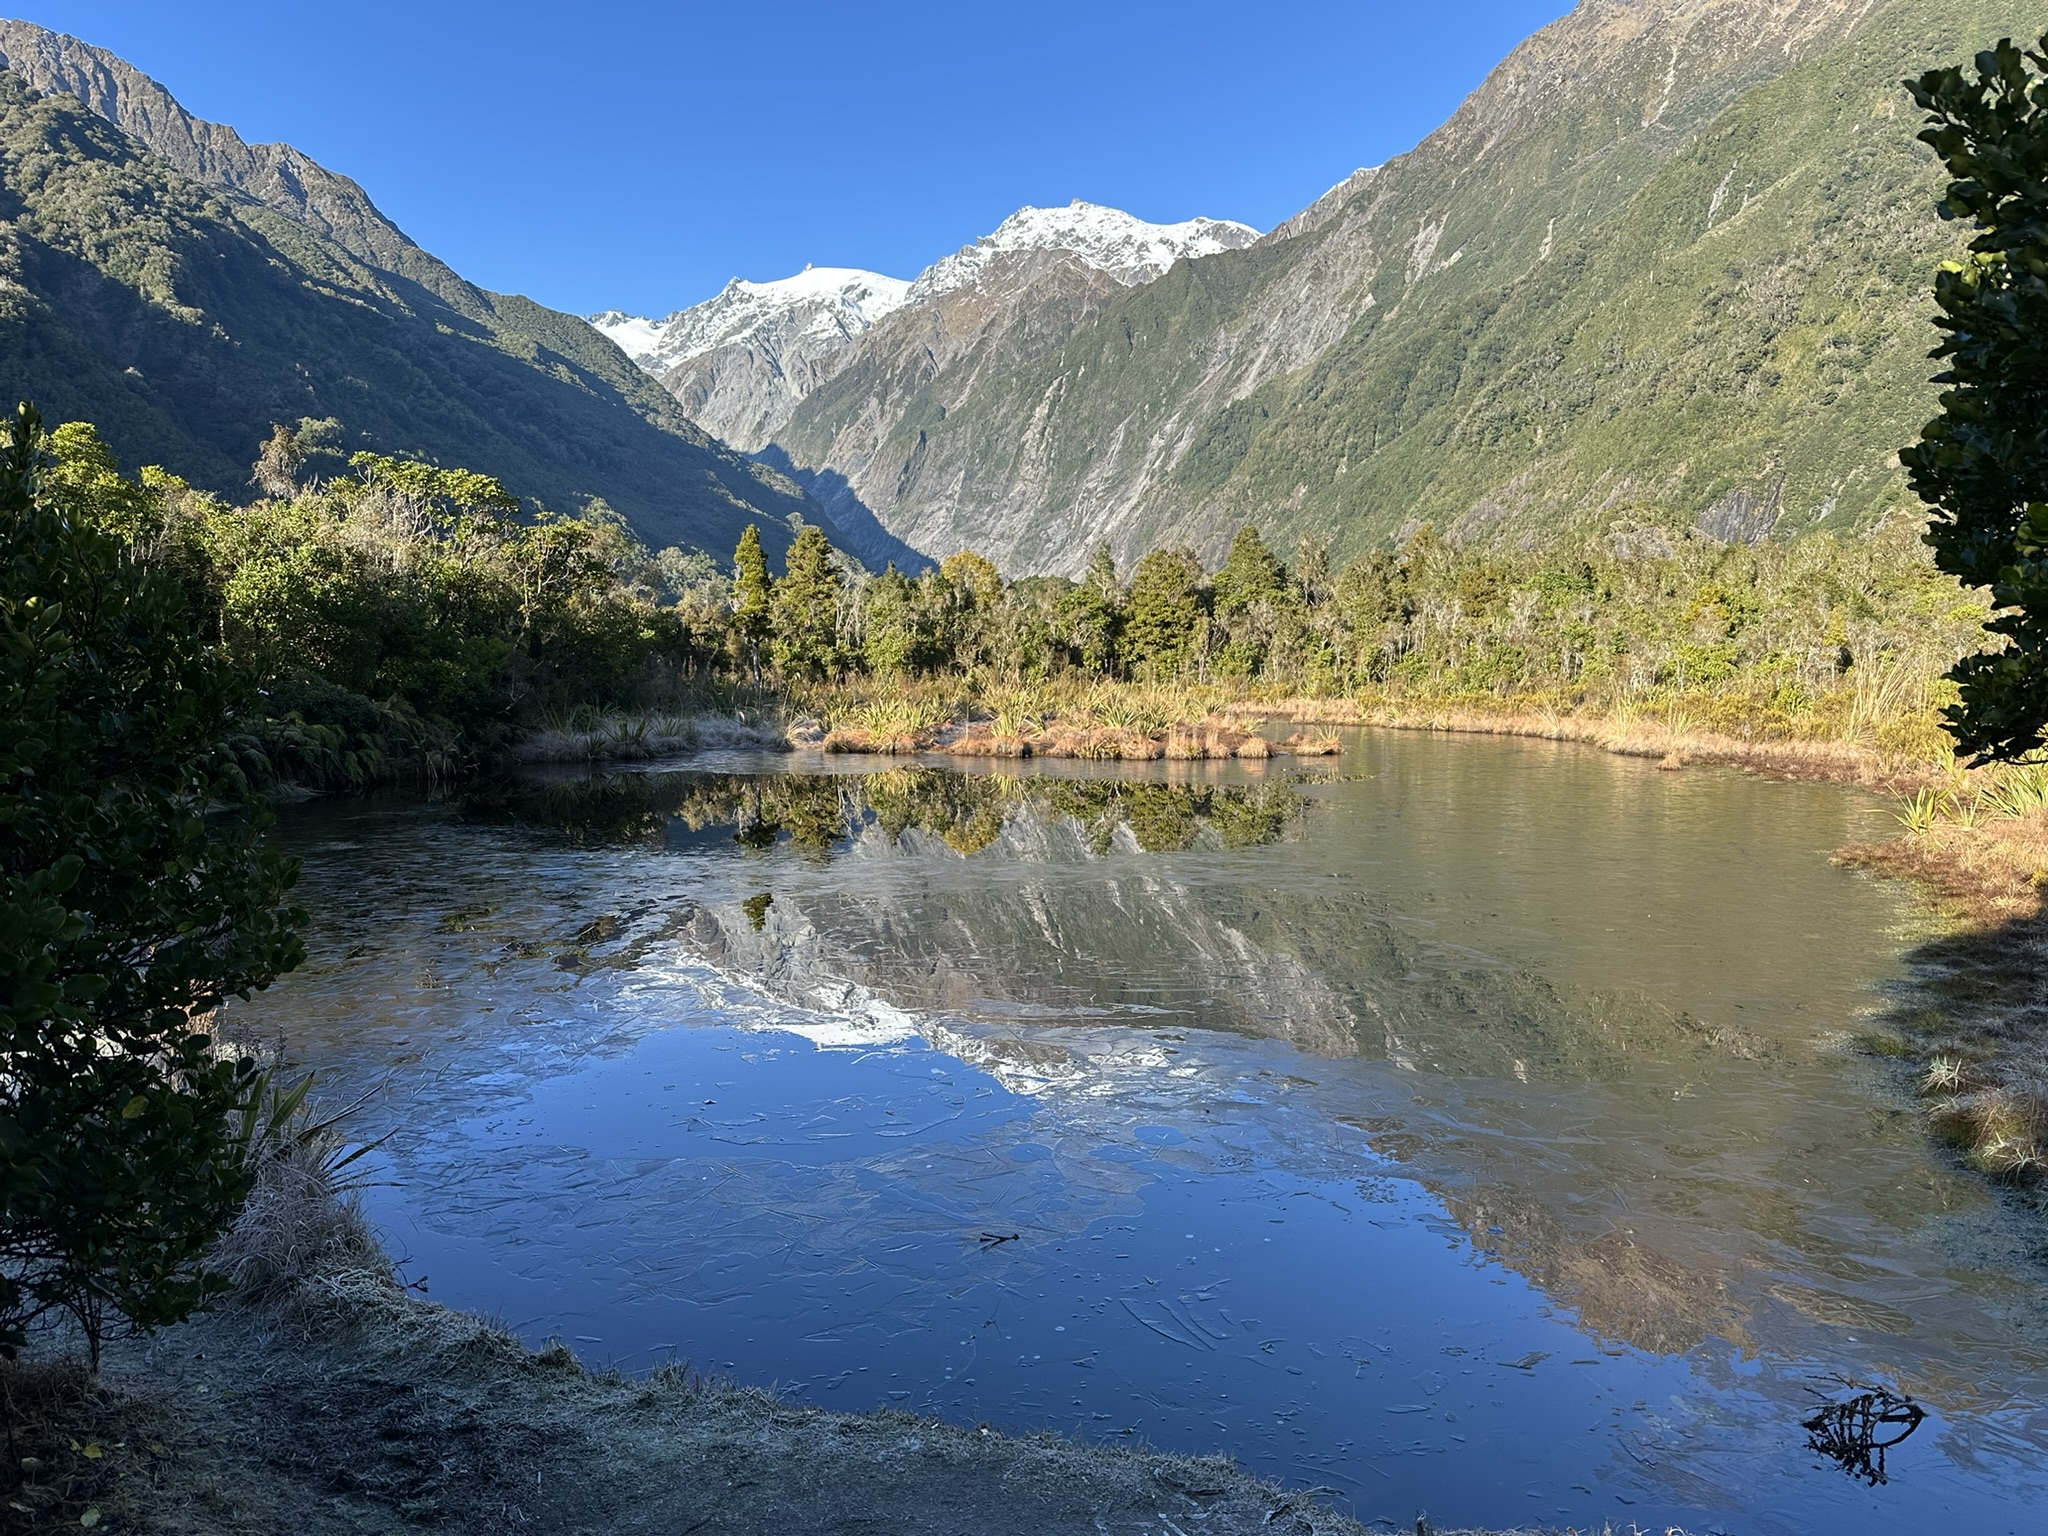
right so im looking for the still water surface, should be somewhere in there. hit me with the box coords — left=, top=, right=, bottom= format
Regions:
left=241, top=731, right=2048, bottom=1534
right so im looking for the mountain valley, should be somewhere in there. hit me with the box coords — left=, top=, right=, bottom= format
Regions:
left=595, top=0, right=2034, bottom=576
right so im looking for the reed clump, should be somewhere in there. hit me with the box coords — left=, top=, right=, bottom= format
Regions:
left=794, top=674, right=1344, bottom=763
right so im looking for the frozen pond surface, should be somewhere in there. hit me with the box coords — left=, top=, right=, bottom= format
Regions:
left=238, top=731, right=2048, bottom=1534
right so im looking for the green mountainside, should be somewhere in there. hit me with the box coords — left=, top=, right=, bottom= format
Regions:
left=773, top=0, right=2031, bottom=574
left=0, top=25, right=828, bottom=558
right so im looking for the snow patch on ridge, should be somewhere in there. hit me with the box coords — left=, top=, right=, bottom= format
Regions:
left=591, top=266, right=911, bottom=375
left=908, top=200, right=1260, bottom=301
left=589, top=201, right=1257, bottom=387
left=589, top=310, right=667, bottom=366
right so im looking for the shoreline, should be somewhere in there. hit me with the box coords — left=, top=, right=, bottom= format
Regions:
left=31, top=705, right=2031, bottom=1533
left=15, top=1150, right=1520, bottom=1536
left=1837, top=813, right=2048, bottom=1185
left=505, top=691, right=1937, bottom=787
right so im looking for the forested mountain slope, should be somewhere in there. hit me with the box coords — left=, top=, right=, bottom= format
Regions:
left=0, top=22, right=828, bottom=557
left=768, top=0, right=2026, bottom=575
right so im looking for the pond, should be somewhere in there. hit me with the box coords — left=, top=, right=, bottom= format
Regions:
left=236, top=730, right=2048, bottom=1534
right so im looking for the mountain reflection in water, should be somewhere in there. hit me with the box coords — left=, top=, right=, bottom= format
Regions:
left=239, top=736, right=2048, bottom=1535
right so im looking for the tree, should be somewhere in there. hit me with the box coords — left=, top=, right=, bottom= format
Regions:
left=250, top=424, right=305, bottom=501
left=1058, top=544, right=1124, bottom=675
left=1124, top=548, right=1208, bottom=676
left=771, top=524, right=844, bottom=680
left=933, top=550, right=1003, bottom=670
left=1211, top=524, right=1288, bottom=617
left=732, top=524, right=772, bottom=688
left=939, top=550, right=1003, bottom=610
left=45, top=422, right=162, bottom=545
left=1210, top=525, right=1290, bottom=678
left=858, top=565, right=933, bottom=676
left=1903, top=34, right=2048, bottom=760
left=1, top=405, right=305, bottom=1362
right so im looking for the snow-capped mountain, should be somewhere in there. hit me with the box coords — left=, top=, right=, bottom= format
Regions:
left=590, top=202, right=1259, bottom=469
left=908, top=201, right=1258, bottom=301
left=590, top=267, right=911, bottom=459
left=592, top=266, right=911, bottom=376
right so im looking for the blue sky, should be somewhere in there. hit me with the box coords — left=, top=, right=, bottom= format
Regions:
left=19, top=2, right=1574, bottom=316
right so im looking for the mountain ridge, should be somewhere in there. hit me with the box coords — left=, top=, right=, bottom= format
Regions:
left=601, top=201, right=1261, bottom=564
left=0, top=19, right=834, bottom=559
left=754, top=0, right=2011, bottom=576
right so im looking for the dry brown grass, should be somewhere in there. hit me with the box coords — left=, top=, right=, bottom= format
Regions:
left=1842, top=808, right=2048, bottom=1181
left=211, top=1137, right=396, bottom=1322
left=1347, top=699, right=1928, bottom=788
left=802, top=676, right=1953, bottom=788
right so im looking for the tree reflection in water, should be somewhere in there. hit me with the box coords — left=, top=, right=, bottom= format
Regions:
left=473, top=765, right=1306, bottom=858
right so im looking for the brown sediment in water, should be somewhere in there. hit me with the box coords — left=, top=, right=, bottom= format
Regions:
left=31, top=1148, right=1525, bottom=1536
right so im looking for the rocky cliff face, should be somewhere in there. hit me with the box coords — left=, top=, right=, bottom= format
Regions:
left=760, top=0, right=2022, bottom=575
left=0, top=21, right=833, bottom=559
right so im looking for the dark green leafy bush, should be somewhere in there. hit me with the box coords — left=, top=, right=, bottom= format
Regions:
left=1905, top=33, right=2048, bottom=760
left=0, top=405, right=304, bottom=1362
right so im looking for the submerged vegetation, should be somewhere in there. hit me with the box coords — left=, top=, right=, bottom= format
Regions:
left=1843, top=763, right=2048, bottom=1181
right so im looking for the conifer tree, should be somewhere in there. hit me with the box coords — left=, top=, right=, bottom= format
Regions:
left=732, top=524, right=772, bottom=688
left=1124, top=548, right=1207, bottom=676
left=1059, top=543, right=1124, bottom=674
left=771, top=525, right=844, bottom=680
left=1211, top=525, right=1287, bottom=616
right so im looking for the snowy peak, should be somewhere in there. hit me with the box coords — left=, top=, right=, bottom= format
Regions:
left=590, top=200, right=1256, bottom=459
left=588, top=310, right=668, bottom=368
left=908, top=200, right=1260, bottom=301
left=592, top=266, right=911, bottom=373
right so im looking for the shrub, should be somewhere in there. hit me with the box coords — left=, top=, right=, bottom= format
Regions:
left=0, top=406, right=305, bottom=1364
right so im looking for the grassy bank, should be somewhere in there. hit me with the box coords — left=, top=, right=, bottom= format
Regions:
left=1839, top=775, right=2048, bottom=1184
left=767, top=667, right=1950, bottom=781
left=5, top=1148, right=1545, bottom=1536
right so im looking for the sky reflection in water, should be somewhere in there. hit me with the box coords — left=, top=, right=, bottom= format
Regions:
left=238, top=733, right=2048, bottom=1534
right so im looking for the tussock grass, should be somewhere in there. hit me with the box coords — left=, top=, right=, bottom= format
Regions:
left=212, top=1136, right=392, bottom=1322
left=797, top=675, right=1344, bottom=762
left=793, top=663, right=1960, bottom=781
left=1338, top=692, right=1941, bottom=787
